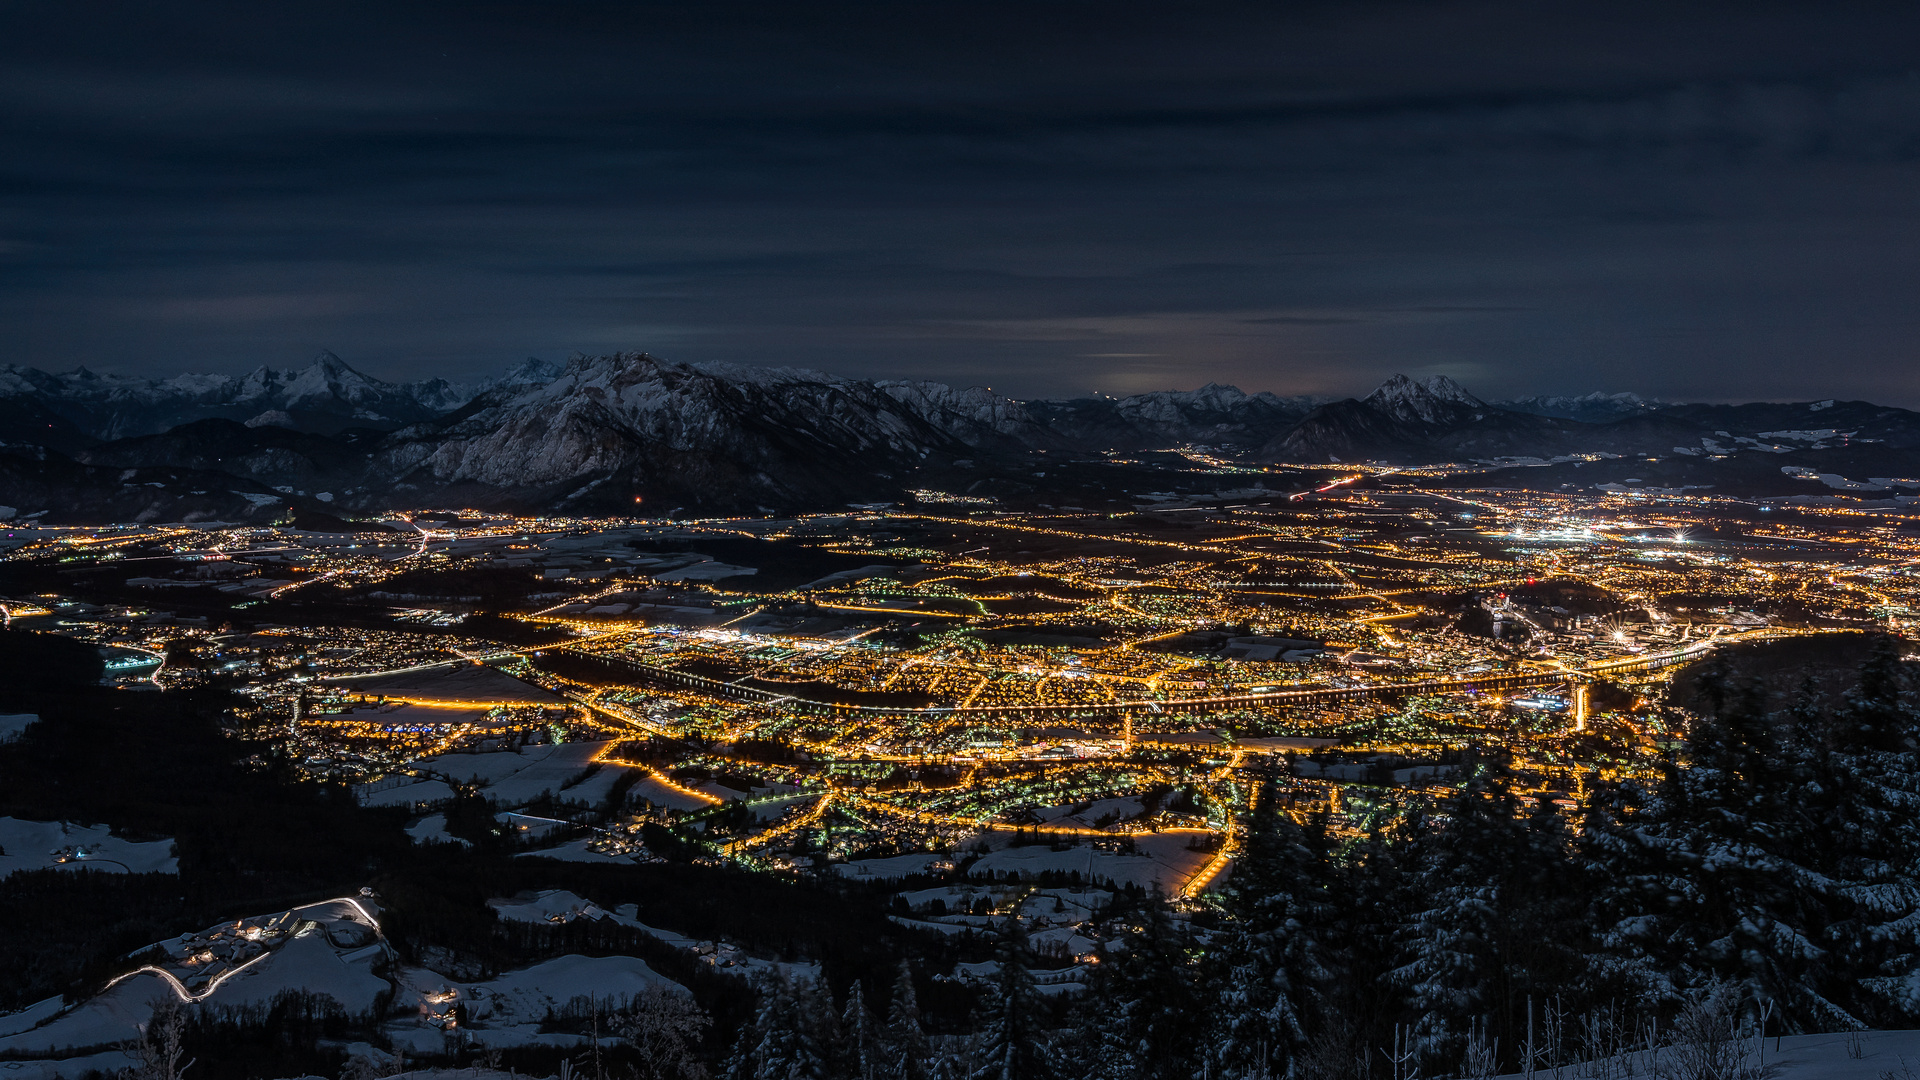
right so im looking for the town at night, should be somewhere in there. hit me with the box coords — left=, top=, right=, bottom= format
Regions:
left=9, top=3, right=1920, bottom=1078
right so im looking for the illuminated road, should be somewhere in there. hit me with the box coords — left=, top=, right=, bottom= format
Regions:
left=557, top=630, right=1795, bottom=722
left=98, top=896, right=387, bottom=1005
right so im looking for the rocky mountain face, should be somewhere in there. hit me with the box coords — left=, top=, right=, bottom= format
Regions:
left=1259, top=375, right=1920, bottom=489
left=9, top=353, right=1920, bottom=522
left=0, top=352, right=459, bottom=440
left=73, top=420, right=383, bottom=493
left=408, top=356, right=569, bottom=415
left=8, top=352, right=1338, bottom=518
left=1025, top=383, right=1323, bottom=449
left=1262, top=375, right=1598, bottom=463
left=1493, top=391, right=1665, bottom=423
left=371, top=354, right=1018, bottom=512
left=0, top=440, right=296, bottom=525
left=365, top=360, right=1349, bottom=511
left=1655, top=399, right=1920, bottom=449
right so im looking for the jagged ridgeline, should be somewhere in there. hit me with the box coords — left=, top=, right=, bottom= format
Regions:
left=7, top=352, right=1920, bottom=521
left=0, top=352, right=1331, bottom=520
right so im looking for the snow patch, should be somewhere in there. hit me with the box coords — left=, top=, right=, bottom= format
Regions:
left=0, top=712, right=37, bottom=743
left=0, top=818, right=178, bottom=879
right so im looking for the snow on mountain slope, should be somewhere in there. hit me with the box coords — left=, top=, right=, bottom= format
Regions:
left=375, top=353, right=1023, bottom=511
left=402, top=356, right=567, bottom=414
left=21, top=349, right=1920, bottom=513
left=1265, top=374, right=1472, bottom=461
left=1494, top=390, right=1665, bottom=422
left=876, top=380, right=1051, bottom=444
left=0, top=353, right=447, bottom=438
left=1362, top=374, right=1486, bottom=425
left=1026, top=383, right=1322, bottom=448
left=1258, top=372, right=1752, bottom=465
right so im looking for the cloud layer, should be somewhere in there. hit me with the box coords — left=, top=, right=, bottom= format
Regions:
left=5, top=1, right=1920, bottom=402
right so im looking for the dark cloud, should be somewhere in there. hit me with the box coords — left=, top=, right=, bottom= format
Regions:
left=1242, top=317, right=1367, bottom=326
left=4, top=1, right=1920, bottom=403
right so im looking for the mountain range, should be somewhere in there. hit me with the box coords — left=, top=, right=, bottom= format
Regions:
left=4, top=353, right=1918, bottom=523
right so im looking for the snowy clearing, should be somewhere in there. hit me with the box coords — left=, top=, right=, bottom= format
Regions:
left=834, top=852, right=945, bottom=880
left=487, top=891, right=816, bottom=979
left=404, top=740, right=614, bottom=804
left=403, top=813, right=472, bottom=847
left=361, top=778, right=458, bottom=809
left=0, top=713, right=37, bottom=743
left=0, top=818, right=177, bottom=880
left=0, top=898, right=384, bottom=1060
left=625, top=773, right=718, bottom=812
left=1495, top=1029, right=1920, bottom=1080
left=386, top=955, right=684, bottom=1054
left=515, top=837, right=640, bottom=864
left=966, top=831, right=1216, bottom=891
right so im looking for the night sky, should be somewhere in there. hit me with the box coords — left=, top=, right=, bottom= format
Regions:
left=6, top=1, right=1920, bottom=403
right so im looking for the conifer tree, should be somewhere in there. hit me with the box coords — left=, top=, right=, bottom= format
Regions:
left=1791, top=640, right=1920, bottom=1025
left=1317, top=812, right=1420, bottom=1073
left=972, top=914, right=1051, bottom=1080
left=1396, top=765, right=1584, bottom=1067
left=1586, top=669, right=1850, bottom=1030
left=1207, top=774, right=1334, bottom=1079
left=726, top=972, right=838, bottom=1080
left=842, top=978, right=882, bottom=1080
left=1078, top=896, right=1201, bottom=1080
left=886, top=960, right=933, bottom=1080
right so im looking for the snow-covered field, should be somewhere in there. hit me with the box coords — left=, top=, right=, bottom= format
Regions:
left=362, top=778, right=458, bottom=809
left=412, top=740, right=614, bottom=804
left=403, top=813, right=471, bottom=847
left=328, top=661, right=561, bottom=705
left=0, top=890, right=709, bottom=1076
left=516, top=837, right=639, bottom=863
left=966, top=831, right=1216, bottom=891
left=1495, top=1029, right=1920, bottom=1080
left=1754, top=1030, right=1920, bottom=1080
left=488, top=890, right=815, bottom=979
left=386, top=954, right=683, bottom=1054
left=0, top=898, right=386, bottom=1062
left=1018, top=887, right=1110, bottom=922
left=198, top=928, right=388, bottom=1011
left=488, top=889, right=615, bottom=925
left=835, top=852, right=945, bottom=881
left=0, top=1047, right=140, bottom=1080
left=888, top=885, right=1108, bottom=954
left=0, top=980, right=167, bottom=1059
left=898, top=884, right=1015, bottom=913
left=0, top=817, right=178, bottom=879
left=0, top=712, right=36, bottom=743
left=1032, top=796, right=1146, bottom=829
left=625, top=773, right=718, bottom=812
left=888, top=914, right=975, bottom=936
left=1028, top=925, right=1098, bottom=958
left=363, top=740, right=625, bottom=810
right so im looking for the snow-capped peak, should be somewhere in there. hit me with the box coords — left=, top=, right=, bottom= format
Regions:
left=500, top=356, right=565, bottom=387
left=1364, top=374, right=1485, bottom=424
left=1492, top=391, right=1664, bottom=422
left=280, top=351, right=393, bottom=406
